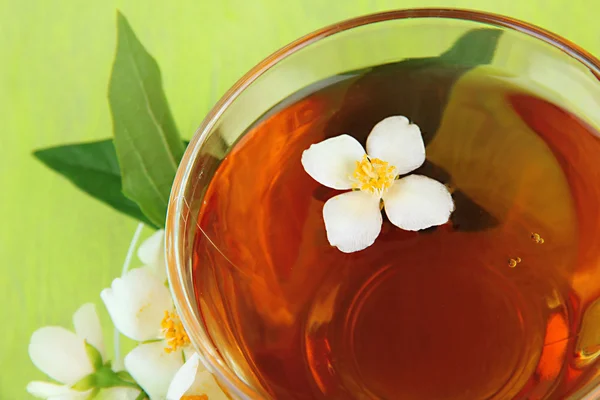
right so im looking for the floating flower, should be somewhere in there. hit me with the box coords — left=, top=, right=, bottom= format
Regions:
left=302, top=116, right=455, bottom=253
left=166, top=353, right=229, bottom=400
left=27, top=303, right=139, bottom=399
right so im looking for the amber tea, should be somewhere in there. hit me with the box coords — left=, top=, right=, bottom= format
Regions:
left=192, top=63, right=600, bottom=399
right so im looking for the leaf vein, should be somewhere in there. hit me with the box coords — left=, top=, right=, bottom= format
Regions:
left=119, top=123, right=169, bottom=207
left=122, top=33, right=179, bottom=169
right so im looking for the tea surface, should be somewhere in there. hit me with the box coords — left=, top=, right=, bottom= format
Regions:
left=193, top=64, right=600, bottom=399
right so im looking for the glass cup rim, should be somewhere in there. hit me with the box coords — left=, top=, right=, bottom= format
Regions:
left=166, top=8, right=600, bottom=399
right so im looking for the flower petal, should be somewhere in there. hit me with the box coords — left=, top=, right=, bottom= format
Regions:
left=96, top=387, right=142, bottom=400
left=26, top=381, right=90, bottom=399
left=166, top=353, right=200, bottom=400
left=125, top=342, right=184, bottom=400
left=28, top=327, right=94, bottom=385
left=301, top=134, right=365, bottom=189
left=137, top=229, right=165, bottom=265
left=167, top=354, right=228, bottom=400
left=101, top=266, right=173, bottom=341
left=323, top=191, right=382, bottom=253
left=186, top=370, right=229, bottom=400
left=49, top=393, right=93, bottom=400
left=183, top=347, right=196, bottom=363
left=137, top=229, right=166, bottom=281
left=73, top=303, right=105, bottom=361
left=366, top=116, right=426, bottom=175
left=383, top=175, right=454, bottom=231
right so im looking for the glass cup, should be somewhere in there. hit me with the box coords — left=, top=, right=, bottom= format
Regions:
left=166, top=9, right=600, bottom=399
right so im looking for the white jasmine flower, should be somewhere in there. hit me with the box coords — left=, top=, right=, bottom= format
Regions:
left=302, top=116, right=454, bottom=253
left=166, top=353, right=228, bottom=400
left=27, top=304, right=102, bottom=399
left=101, top=261, right=191, bottom=399
left=27, top=304, right=141, bottom=399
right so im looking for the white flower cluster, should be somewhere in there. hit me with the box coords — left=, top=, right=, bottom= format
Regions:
left=27, top=229, right=228, bottom=400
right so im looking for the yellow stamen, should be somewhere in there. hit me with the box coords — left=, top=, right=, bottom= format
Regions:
left=350, top=155, right=396, bottom=195
left=161, top=311, right=190, bottom=353
left=181, top=395, right=208, bottom=400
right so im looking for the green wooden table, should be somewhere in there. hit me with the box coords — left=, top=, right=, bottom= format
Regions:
left=2, top=1, right=598, bottom=398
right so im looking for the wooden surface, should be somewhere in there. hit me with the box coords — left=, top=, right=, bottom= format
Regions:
left=2, top=1, right=598, bottom=398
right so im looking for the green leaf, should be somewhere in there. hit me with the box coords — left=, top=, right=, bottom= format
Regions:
left=109, top=12, right=185, bottom=228
left=33, top=140, right=159, bottom=229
